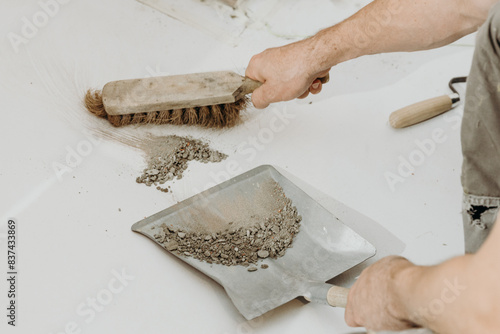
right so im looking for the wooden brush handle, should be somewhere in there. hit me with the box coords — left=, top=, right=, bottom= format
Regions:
left=318, top=74, right=330, bottom=84
left=326, top=285, right=349, bottom=308
left=239, top=73, right=331, bottom=98
left=238, top=77, right=262, bottom=97
left=389, top=95, right=453, bottom=128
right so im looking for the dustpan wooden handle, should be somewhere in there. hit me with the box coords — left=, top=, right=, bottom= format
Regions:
left=389, top=95, right=453, bottom=128
left=327, top=285, right=349, bottom=308
left=326, top=287, right=379, bottom=333
left=326, top=287, right=424, bottom=334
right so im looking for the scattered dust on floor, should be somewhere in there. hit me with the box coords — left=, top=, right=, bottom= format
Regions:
left=136, top=135, right=227, bottom=192
left=152, top=180, right=302, bottom=271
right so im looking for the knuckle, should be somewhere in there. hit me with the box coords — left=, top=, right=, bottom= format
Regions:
left=344, top=310, right=358, bottom=327
left=250, top=53, right=262, bottom=64
left=251, top=90, right=267, bottom=109
left=345, top=316, right=354, bottom=327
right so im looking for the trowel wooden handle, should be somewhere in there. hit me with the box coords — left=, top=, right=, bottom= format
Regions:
left=389, top=95, right=453, bottom=128
left=326, top=285, right=349, bottom=308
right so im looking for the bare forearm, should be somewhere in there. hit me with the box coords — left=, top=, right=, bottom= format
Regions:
left=397, top=256, right=475, bottom=332
left=309, top=0, right=495, bottom=71
left=397, top=222, right=500, bottom=332
left=246, top=0, right=496, bottom=108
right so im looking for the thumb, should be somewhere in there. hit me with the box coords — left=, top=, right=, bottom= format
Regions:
left=251, top=85, right=272, bottom=109
left=344, top=290, right=360, bottom=327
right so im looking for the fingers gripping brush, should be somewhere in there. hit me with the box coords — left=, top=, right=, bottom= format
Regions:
left=85, top=71, right=329, bottom=128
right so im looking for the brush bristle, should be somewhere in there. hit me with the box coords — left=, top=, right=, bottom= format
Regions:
left=84, top=89, right=107, bottom=117
left=84, top=89, right=249, bottom=128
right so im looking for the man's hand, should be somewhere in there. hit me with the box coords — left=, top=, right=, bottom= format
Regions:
left=245, top=38, right=330, bottom=109
left=345, top=256, right=418, bottom=331
left=345, top=221, right=500, bottom=333
left=245, top=0, right=494, bottom=110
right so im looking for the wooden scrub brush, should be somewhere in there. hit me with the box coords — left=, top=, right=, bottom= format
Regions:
left=84, top=71, right=329, bottom=128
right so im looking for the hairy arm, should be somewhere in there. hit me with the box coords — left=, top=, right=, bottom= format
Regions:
left=312, top=0, right=494, bottom=65
left=246, top=0, right=497, bottom=108
left=345, top=217, right=500, bottom=332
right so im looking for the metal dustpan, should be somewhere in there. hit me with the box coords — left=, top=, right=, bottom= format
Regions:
left=132, top=165, right=376, bottom=320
